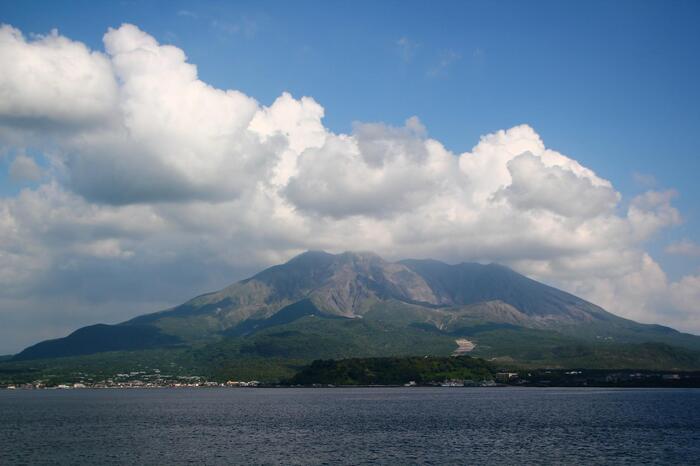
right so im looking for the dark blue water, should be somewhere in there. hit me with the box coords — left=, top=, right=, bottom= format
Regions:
left=1, top=387, right=699, bottom=465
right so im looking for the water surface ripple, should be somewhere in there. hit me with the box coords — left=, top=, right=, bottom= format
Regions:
left=1, top=387, right=699, bottom=465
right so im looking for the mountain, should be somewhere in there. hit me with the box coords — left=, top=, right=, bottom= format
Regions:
left=11, top=251, right=700, bottom=373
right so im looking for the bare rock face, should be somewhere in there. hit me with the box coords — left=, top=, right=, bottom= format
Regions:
left=163, top=250, right=440, bottom=323
left=307, top=251, right=439, bottom=316
left=144, top=250, right=617, bottom=329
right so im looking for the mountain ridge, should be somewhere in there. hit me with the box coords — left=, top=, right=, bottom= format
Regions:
left=12, top=250, right=700, bottom=369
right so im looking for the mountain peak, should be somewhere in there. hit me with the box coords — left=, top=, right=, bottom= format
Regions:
left=288, top=250, right=385, bottom=264
left=286, top=250, right=334, bottom=262
left=338, top=250, right=384, bottom=261
left=274, top=250, right=438, bottom=316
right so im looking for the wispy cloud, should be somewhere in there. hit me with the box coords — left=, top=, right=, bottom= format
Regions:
left=396, top=36, right=419, bottom=63
left=177, top=9, right=198, bottom=19
left=211, top=17, right=258, bottom=39
left=427, top=49, right=460, bottom=78
left=633, top=171, right=658, bottom=189
left=666, top=239, right=700, bottom=257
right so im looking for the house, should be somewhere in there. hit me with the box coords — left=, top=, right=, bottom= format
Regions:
left=495, top=372, right=519, bottom=383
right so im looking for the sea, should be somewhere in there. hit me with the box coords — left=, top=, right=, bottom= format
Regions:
left=1, top=387, right=699, bottom=465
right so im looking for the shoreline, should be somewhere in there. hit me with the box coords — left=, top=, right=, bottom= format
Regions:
left=4, top=383, right=700, bottom=390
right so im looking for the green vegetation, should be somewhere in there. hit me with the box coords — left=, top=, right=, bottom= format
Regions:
left=235, top=316, right=456, bottom=359
left=0, top=316, right=457, bottom=385
left=288, top=356, right=494, bottom=385
left=0, top=347, right=305, bottom=385
left=13, top=324, right=183, bottom=361
left=470, top=328, right=700, bottom=370
left=4, top=316, right=700, bottom=386
left=189, top=316, right=457, bottom=381
left=0, top=348, right=190, bottom=385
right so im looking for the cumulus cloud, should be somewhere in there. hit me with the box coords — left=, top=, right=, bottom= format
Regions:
left=0, top=23, right=698, bottom=352
left=497, top=152, right=619, bottom=218
left=0, top=25, right=117, bottom=129
left=670, top=275, right=700, bottom=325
left=285, top=117, right=454, bottom=218
left=1, top=22, right=275, bottom=205
left=627, top=190, right=682, bottom=241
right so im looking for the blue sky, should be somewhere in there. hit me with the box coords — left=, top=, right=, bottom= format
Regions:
left=0, top=0, right=699, bottom=351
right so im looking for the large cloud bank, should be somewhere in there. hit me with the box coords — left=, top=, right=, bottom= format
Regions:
left=0, top=24, right=698, bottom=351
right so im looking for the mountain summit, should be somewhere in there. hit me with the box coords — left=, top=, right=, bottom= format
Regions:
left=14, top=251, right=700, bottom=370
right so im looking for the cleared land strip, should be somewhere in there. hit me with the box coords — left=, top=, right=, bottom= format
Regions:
left=453, top=338, right=476, bottom=355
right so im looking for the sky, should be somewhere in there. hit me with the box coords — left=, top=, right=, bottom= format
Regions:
left=0, top=0, right=699, bottom=353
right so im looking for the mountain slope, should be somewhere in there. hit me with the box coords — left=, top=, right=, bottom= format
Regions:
left=398, top=259, right=700, bottom=350
left=14, top=324, right=182, bottom=361
left=11, top=250, right=700, bottom=368
left=400, top=259, right=613, bottom=320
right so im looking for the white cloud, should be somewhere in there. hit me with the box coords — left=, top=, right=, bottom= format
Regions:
left=0, top=25, right=117, bottom=129
left=249, top=92, right=327, bottom=186
left=284, top=117, right=454, bottom=218
left=497, top=152, right=619, bottom=218
left=0, top=23, right=697, bottom=352
left=666, top=239, right=700, bottom=257
left=627, top=190, right=682, bottom=241
left=670, top=275, right=700, bottom=326
left=6, top=23, right=275, bottom=205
